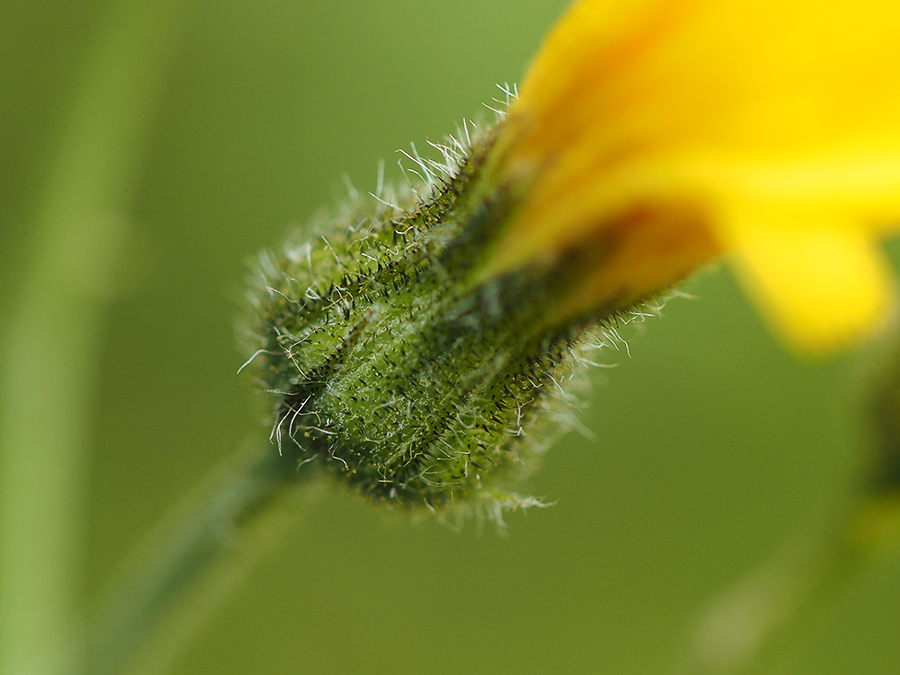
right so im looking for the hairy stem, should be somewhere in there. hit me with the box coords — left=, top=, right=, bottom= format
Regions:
left=83, top=445, right=312, bottom=675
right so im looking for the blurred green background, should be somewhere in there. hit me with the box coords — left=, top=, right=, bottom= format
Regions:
left=2, top=0, right=899, bottom=673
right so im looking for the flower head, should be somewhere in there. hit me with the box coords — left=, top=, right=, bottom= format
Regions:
left=484, top=0, right=900, bottom=352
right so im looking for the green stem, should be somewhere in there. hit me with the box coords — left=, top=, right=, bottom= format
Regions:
left=84, top=446, right=313, bottom=675
left=0, top=1, right=190, bottom=673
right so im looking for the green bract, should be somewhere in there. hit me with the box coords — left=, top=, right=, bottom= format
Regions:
left=241, top=123, right=633, bottom=517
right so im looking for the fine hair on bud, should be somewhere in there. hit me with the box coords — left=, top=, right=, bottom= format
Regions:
left=239, top=95, right=667, bottom=524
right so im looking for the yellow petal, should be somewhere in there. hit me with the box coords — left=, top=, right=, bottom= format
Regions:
left=723, top=214, right=895, bottom=352
left=479, top=0, right=900, bottom=351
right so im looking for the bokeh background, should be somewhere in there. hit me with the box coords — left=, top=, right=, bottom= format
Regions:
left=3, top=1, right=900, bottom=673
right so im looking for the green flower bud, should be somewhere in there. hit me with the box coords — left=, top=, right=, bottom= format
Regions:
left=241, top=119, right=649, bottom=518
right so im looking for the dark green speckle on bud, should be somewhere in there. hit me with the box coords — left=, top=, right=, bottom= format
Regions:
left=240, top=116, right=649, bottom=518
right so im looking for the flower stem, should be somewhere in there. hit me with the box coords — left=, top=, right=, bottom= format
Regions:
left=83, top=444, right=313, bottom=675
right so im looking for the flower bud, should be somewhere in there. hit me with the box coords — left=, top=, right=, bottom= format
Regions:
left=242, top=128, right=637, bottom=515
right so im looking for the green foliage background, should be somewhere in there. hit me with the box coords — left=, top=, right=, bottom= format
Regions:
left=2, top=0, right=899, bottom=673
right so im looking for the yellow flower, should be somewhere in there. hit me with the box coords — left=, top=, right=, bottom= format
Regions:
left=484, top=0, right=900, bottom=352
